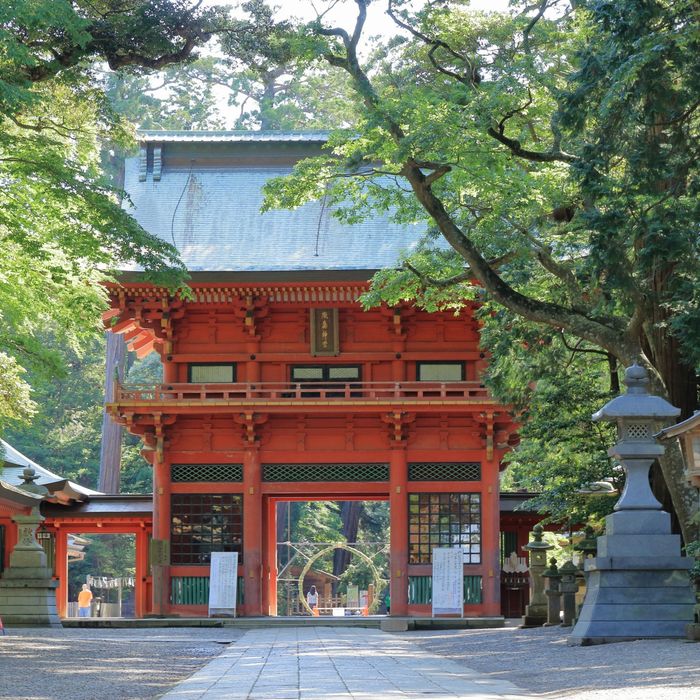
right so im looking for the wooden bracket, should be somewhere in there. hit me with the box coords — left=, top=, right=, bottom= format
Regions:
left=382, top=411, right=415, bottom=443
left=235, top=412, right=269, bottom=444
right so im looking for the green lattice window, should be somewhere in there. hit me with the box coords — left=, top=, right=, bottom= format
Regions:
left=408, top=575, right=482, bottom=604
left=408, top=462, right=481, bottom=482
left=171, top=576, right=244, bottom=606
left=171, top=464, right=243, bottom=483
left=409, top=492, right=481, bottom=564
left=171, top=494, right=243, bottom=565
left=262, top=463, right=389, bottom=482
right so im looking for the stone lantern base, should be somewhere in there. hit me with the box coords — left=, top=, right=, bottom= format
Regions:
left=568, top=510, right=694, bottom=645
left=0, top=574, right=62, bottom=627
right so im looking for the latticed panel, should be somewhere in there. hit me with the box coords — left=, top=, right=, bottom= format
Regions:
left=408, top=462, right=481, bottom=481
left=625, top=423, right=651, bottom=440
left=171, top=464, right=243, bottom=482
left=262, top=463, right=389, bottom=482
left=170, top=576, right=244, bottom=605
left=407, top=575, right=483, bottom=604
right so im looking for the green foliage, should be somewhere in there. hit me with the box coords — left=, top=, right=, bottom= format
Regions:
left=257, top=0, right=700, bottom=536
left=5, top=339, right=156, bottom=493
left=104, top=62, right=227, bottom=131
left=0, top=2, right=229, bottom=437
left=0, top=353, right=35, bottom=427
left=68, top=534, right=135, bottom=606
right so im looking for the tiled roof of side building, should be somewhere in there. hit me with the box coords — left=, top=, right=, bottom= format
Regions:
left=1, top=439, right=101, bottom=495
left=125, top=131, right=432, bottom=273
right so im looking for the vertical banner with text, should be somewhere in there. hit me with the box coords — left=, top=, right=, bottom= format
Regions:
left=432, top=547, right=463, bottom=617
left=208, top=552, right=238, bottom=617
left=310, top=308, right=339, bottom=356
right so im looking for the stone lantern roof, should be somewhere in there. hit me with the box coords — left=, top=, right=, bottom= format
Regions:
left=591, top=364, right=680, bottom=421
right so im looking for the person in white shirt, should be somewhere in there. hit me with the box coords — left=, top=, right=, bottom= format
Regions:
left=306, top=585, right=318, bottom=613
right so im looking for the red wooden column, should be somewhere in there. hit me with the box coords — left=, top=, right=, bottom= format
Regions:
left=163, top=359, right=177, bottom=383
left=134, top=525, right=149, bottom=618
left=263, top=497, right=277, bottom=616
left=389, top=446, right=409, bottom=616
left=243, top=446, right=263, bottom=615
left=481, top=460, right=502, bottom=616
left=152, top=458, right=171, bottom=615
left=53, top=526, right=68, bottom=617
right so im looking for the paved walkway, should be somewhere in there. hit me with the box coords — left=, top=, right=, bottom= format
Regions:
left=161, top=627, right=534, bottom=700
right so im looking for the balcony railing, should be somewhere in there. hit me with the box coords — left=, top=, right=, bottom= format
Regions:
left=113, top=380, right=491, bottom=403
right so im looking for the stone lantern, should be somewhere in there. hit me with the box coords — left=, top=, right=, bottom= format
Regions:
left=0, top=467, right=62, bottom=627
left=521, top=524, right=553, bottom=627
left=569, top=364, right=695, bottom=645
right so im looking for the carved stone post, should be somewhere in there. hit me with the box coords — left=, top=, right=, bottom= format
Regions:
left=543, top=558, right=562, bottom=626
left=521, top=524, right=553, bottom=627
left=560, top=560, right=578, bottom=627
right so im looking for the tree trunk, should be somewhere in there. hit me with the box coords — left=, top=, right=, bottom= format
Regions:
left=332, top=501, right=363, bottom=591
left=98, top=333, right=127, bottom=493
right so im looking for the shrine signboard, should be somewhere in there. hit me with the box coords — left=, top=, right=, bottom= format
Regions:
left=310, top=308, right=339, bottom=356
left=208, top=552, right=238, bottom=617
left=432, top=547, right=463, bottom=617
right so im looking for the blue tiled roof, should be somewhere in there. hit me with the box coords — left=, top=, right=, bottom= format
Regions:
left=139, top=130, right=331, bottom=143
left=124, top=133, right=429, bottom=272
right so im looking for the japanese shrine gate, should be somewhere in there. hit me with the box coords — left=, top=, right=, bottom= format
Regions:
left=101, top=131, right=518, bottom=618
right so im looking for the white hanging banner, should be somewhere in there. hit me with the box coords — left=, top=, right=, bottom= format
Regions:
left=208, top=552, right=238, bottom=617
left=432, top=547, right=463, bottom=617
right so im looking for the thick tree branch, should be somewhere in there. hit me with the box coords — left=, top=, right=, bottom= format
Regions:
left=315, top=1, right=629, bottom=359
left=423, top=165, right=452, bottom=187
left=387, top=0, right=480, bottom=87
left=487, top=126, right=578, bottom=163
left=522, top=0, right=551, bottom=56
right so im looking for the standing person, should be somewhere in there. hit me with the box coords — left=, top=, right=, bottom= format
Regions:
left=77, top=583, right=93, bottom=617
left=306, top=585, right=318, bottom=614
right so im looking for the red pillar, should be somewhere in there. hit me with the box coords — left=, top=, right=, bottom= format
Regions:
left=54, top=527, right=68, bottom=618
left=243, top=446, right=263, bottom=615
left=481, top=461, right=501, bottom=616
left=163, top=360, right=177, bottom=383
left=263, top=497, right=277, bottom=616
left=152, top=458, right=171, bottom=615
left=389, top=447, right=408, bottom=616
left=135, top=525, right=149, bottom=618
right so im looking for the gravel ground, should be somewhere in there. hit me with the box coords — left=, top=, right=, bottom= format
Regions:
left=0, top=624, right=697, bottom=700
left=398, top=621, right=699, bottom=700
left=0, top=628, right=243, bottom=700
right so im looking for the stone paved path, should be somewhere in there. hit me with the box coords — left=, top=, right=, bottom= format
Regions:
left=161, top=627, right=534, bottom=700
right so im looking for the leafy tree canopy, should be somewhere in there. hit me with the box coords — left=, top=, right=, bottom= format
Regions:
left=0, top=1, right=233, bottom=427
left=250, top=0, right=699, bottom=537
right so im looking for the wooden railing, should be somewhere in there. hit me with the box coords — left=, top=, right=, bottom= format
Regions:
left=113, top=380, right=491, bottom=403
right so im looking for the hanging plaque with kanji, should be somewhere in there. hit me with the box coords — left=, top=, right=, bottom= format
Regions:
left=310, top=308, right=339, bottom=356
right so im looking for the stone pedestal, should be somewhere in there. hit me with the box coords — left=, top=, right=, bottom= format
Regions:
left=0, top=577, right=61, bottom=627
left=568, top=509, right=694, bottom=644
left=0, top=510, right=62, bottom=627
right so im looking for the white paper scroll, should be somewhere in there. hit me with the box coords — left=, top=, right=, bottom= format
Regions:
left=432, top=547, right=463, bottom=617
left=208, top=552, right=238, bottom=617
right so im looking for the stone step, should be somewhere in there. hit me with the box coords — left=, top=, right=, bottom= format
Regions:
left=576, top=603, right=694, bottom=622
left=60, top=615, right=505, bottom=631
left=583, top=586, right=695, bottom=605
